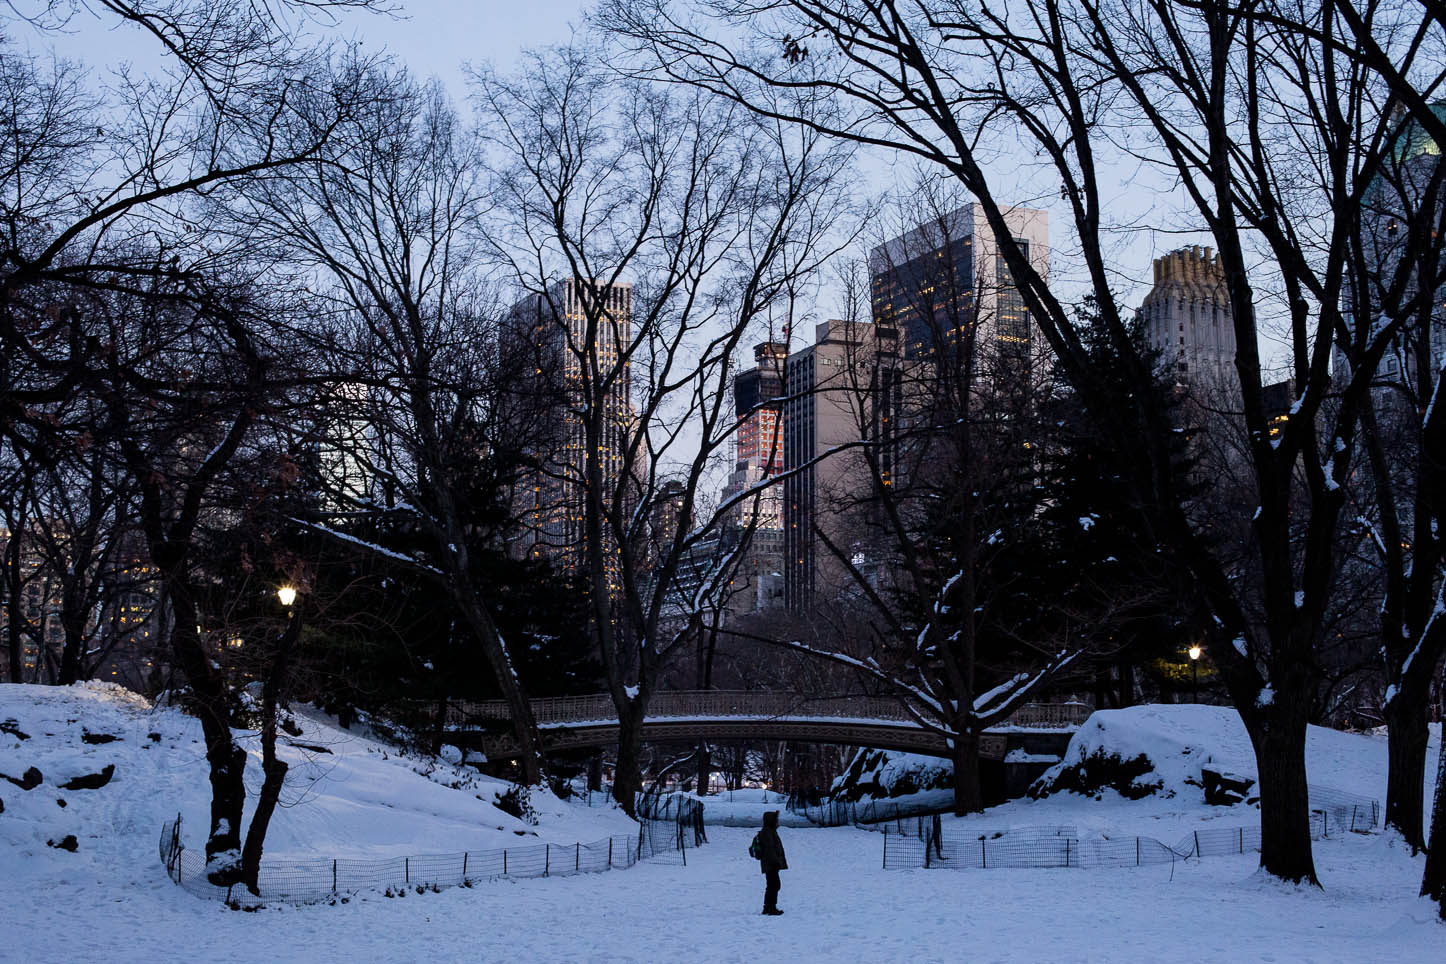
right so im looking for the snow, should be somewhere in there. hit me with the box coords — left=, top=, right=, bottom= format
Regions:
left=1033, top=704, right=1437, bottom=820
left=0, top=683, right=635, bottom=867
left=3, top=688, right=1444, bottom=962
left=8, top=823, right=1443, bottom=962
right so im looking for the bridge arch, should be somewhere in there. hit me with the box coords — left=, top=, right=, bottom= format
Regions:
left=442, top=692, right=1089, bottom=762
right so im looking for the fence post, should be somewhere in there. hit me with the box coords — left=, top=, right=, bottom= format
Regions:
left=1239, top=827, right=1244, bottom=854
left=1065, top=837, right=1071, bottom=868
left=332, top=859, right=338, bottom=894
left=405, top=857, right=410, bottom=884
left=503, top=849, right=508, bottom=876
left=882, top=828, right=887, bottom=870
left=608, top=838, right=613, bottom=869
left=1350, top=806, right=1357, bottom=832
left=576, top=842, right=580, bottom=872
left=463, top=852, right=468, bottom=882
left=545, top=843, right=550, bottom=877
left=1136, top=837, right=1141, bottom=866
left=981, top=838, right=987, bottom=869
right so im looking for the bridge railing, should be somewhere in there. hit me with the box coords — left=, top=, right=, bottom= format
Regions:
left=442, top=692, right=1092, bottom=730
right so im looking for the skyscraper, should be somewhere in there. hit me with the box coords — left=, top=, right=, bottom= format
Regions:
left=1138, top=246, right=1236, bottom=392
left=1333, top=103, right=1446, bottom=390
left=783, top=319, right=902, bottom=610
left=506, top=278, right=634, bottom=583
left=870, top=202, right=1050, bottom=369
left=722, top=341, right=787, bottom=530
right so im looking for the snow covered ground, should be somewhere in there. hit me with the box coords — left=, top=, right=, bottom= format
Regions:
left=6, top=822, right=1441, bottom=963
left=3, top=684, right=1443, bottom=962
left=0, top=683, right=636, bottom=865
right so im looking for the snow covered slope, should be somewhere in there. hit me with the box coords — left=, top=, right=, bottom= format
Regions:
left=0, top=682, right=636, bottom=885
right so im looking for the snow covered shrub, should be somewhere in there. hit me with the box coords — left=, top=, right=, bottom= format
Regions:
left=494, top=784, right=539, bottom=825
left=1028, top=748, right=1163, bottom=801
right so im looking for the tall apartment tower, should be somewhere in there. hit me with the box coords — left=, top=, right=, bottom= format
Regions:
left=1139, top=246, right=1236, bottom=392
left=870, top=202, right=1050, bottom=369
left=722, top=341, right=787, bottom=530
left=783, top=320, right=902, bottom=610
left=507, top=278, right=634, bottom=582
left=1334, top=103, right=1446, bottom=389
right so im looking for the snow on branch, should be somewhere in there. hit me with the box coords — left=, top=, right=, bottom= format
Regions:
left=288, top=518, right=442, bottom=575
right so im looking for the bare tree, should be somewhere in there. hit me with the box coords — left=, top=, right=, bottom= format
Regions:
left=478, top=48, right=855, bottom=813
left=0, top=0, right=390, bottom=884
left=228, top=69, right=557, bottom=785
left=1345, top=105, right=1446, bottom=850
left=607, top=0, right=1446, bottom=886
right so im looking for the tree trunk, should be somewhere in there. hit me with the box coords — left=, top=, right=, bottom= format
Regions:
left=164, top=575, right=248, bottom=885
left=1250, top=712, right=1319, bottom=885
left=951, top=728, right=984, bottom=816
left=430, top=694, right=447, bottom=757
left=241, top=755, right=288, bottom=896
left=453, top=591, right=545, bottom=786
left=4, top=534, right=25, bottom=683
left=241, top=606, right=303, bottom=895
left=587, top=753, right=603, bottom=792
left=612, top=702, right=644, bottom=817
left=1420, top=679, right=1446, bottom=917
left=57, top=621, right=84, bottom=686
left=695, top=740, right=711, bottom=795
left=1384, top=687, right=1431, bottom=851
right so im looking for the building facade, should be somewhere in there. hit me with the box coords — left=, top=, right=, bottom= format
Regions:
left=507, top=278, right=635, bottom=587
left=1139, top=245, right=1236, bottom=395
left=869, top=202, right=1050, bottom=374
left=783, top=319, right=902, bottom=610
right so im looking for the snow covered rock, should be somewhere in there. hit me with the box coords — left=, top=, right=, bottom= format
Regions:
left=830, top=748, right=951, bottom=802
left=1029, top=704, right=1394, bottom=806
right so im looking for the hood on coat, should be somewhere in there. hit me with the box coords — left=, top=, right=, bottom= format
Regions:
left=763, top=810, right=779, bottom=829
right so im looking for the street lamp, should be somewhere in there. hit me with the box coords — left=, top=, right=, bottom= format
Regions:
left=1188, top=645, right=1202, bottom=703
left=276, top=585, right=297, bottom=608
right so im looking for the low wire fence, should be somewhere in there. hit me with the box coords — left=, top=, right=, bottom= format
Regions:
left=882, top=786, right=1380, bottom=871
left=636, top=789, right=707, bottom=847
left=159, top=800, right=704, bottom=906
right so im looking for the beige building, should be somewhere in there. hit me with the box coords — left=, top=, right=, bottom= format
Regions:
left=783, top=320, right=903, bottom=610
left=1139, top=246, right=1236, bottom=394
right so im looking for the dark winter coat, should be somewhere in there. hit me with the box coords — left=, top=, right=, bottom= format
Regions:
left=758, top=811, right=787, bottom=873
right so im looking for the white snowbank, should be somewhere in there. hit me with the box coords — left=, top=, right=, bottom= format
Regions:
left=1034, top=704, right=1406, bottom=802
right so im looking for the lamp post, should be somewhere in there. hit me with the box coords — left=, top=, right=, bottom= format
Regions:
left=1188, top=645, right=1202, bottom=703
left=276, top=585, right=297, bottom=608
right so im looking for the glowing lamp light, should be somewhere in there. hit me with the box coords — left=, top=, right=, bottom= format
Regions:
left=277, top=585, right=298, bottom=608
left=1188, top=645, right=1202, bottom=661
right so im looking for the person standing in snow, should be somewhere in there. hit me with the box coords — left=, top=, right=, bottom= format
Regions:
left=756, top=810, right=787, bottom=915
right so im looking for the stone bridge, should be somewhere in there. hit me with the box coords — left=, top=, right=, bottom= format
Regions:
left=442, top=691, right=1091, bottom=761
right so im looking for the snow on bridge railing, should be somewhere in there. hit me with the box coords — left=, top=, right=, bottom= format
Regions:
left=441, top=693, right=1093, bottom=730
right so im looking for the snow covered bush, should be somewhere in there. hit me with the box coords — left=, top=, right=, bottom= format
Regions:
left=494, top=784, right=539, bottom=825
left=1028, top=747, right=1163, bottom=801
